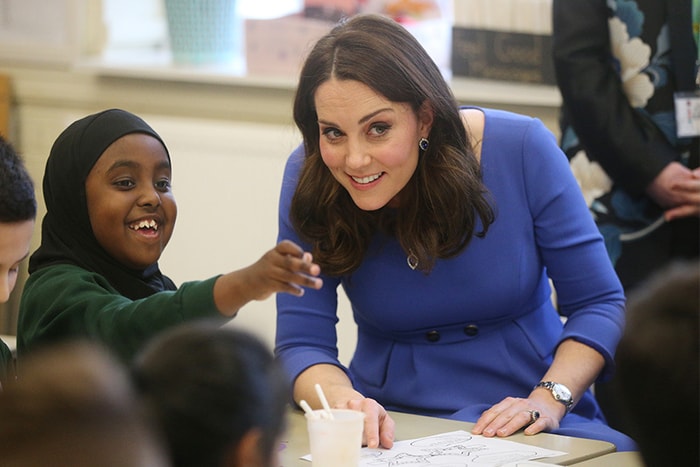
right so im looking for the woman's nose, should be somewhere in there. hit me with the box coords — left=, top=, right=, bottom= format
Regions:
left=345, top=141, right=370, bottom=169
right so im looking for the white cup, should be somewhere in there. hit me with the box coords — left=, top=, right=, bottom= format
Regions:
left=305, top=409, right=365, bottom=467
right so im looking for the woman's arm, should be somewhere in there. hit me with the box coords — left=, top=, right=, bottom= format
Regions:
left=275, top=146, right=394, bottom=449
left=474, top=115, right=625, bottom=437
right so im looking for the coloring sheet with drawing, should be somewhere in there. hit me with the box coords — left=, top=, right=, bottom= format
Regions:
left=303, top=430, right=567, bottom=466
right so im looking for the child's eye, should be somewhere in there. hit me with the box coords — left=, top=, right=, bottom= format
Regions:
left=114, top=179, right=135, bottom=189
left=155, top=179, right=171, bottom=191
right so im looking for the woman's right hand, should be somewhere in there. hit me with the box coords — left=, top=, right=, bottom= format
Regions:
left=295, top=364, right=395, bottom=449
left=345, top=397, right=395, bottom=449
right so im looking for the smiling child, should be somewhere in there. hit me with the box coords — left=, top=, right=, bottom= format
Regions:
left=17, top=109, right=321, bottom=361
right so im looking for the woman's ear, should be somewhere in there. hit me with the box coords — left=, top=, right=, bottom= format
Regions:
left=222, top=429, right=264, bottom=467
left=418, top=100, right=435, bottom=137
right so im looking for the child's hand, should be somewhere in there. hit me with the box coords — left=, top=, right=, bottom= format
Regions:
left=214, top=240, right=323, bottom=317
left=253, top=239, right=323, bottom=299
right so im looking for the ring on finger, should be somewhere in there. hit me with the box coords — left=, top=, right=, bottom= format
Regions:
left=528, top=410, right=540, bottom=424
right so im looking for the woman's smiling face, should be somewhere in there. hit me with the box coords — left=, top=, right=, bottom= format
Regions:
left=85, top=133, right=177, bottom=270
left=314, top=78, right=432, bottom=211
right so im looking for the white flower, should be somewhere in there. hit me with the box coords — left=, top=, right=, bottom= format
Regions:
left=608, top=17, right=654, bottom=107
left=570, top=150, right=612, bottom=207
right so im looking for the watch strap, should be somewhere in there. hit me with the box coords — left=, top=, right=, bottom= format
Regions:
left=535, top=381, right=574, bottom=412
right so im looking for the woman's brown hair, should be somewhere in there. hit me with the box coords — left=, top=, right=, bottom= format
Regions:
left=292, top=14, right=495, bottom=276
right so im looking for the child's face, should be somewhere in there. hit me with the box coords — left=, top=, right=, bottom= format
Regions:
left=0, top=219, right=34, bottom=303
left=85, top=133, right=177, bottom=270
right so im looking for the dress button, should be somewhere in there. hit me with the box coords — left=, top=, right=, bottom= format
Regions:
left=463, top=324, right=479, bottom=336
left=425, top=330, right=441, bottom=342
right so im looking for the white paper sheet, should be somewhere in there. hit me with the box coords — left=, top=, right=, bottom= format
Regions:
left=302, top=429, right=567, bottom=466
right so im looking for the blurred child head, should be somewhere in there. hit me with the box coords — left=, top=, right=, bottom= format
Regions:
left=0, top=340, right=169, bottom=467
left=0, top=135, right=36, bottom=303
left=133, top=320, right=290, bottom=467
left=615, top=260, right=699, bottom=467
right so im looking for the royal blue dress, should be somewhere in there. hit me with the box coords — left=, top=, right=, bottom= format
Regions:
left=276, top=108, right=636, bottom=451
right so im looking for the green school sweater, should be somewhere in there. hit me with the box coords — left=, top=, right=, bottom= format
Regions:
left=0, top=338, right=13, bottom=387
left=17, top=264, right=223, bottom=362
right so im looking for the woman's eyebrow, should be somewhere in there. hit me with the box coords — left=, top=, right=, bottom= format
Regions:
left=318, top=108, right=394, bottom=127
left=359, top=108, right=393, bottom=124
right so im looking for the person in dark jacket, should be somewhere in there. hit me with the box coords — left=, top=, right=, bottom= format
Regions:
left=553, top=0, right=700, bottom=432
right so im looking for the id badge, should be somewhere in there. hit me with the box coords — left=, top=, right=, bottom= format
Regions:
left=675, top=90, right=700, bottom=137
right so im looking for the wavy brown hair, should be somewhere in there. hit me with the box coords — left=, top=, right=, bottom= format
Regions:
left=292, top=14, right=495, bottom=276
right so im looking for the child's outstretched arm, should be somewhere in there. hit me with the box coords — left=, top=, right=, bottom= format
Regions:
left=212, top=239, right=323, bottom=317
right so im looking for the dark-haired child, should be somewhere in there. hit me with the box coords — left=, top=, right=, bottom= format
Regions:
left=18, top=109, right=321, bottom=361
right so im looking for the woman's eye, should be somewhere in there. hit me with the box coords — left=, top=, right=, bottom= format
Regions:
left=369, top=124, right=390, bottom=136
left=321, top=127, right=342, bottom=140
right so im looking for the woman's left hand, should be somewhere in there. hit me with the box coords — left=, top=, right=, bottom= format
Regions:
left=471, top=394, right=566, bottom=437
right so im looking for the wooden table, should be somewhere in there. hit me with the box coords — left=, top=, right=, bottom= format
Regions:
left=570, top=451, right=644, bottom=466
left=279, top=409, right=616, bottom=466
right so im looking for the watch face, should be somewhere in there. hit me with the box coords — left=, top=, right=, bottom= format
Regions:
left=553, top=384, right=571, bottom=401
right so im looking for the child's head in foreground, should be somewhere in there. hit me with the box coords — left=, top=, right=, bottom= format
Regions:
left=0, top=135, right=36, bottom=303
left=132, top=320, right=290, bottom=467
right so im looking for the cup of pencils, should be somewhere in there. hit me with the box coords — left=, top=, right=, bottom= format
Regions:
left=301, top=384, right=365, bottom=467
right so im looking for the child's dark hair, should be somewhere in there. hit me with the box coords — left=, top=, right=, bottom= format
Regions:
left=0, top=135, right=36, bottom=222
left=132, top=320, right=289, bottom=467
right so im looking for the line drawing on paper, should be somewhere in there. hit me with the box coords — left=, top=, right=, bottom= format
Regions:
left=358, top=430, right=566, bottom=467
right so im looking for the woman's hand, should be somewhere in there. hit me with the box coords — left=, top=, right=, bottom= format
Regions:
left=345, top=397, right=395, bottom=449
left=473, top=340, right=604, bottom=438
left=295, top=364, right=395, bottom=449
left=471, top=393, right=565, bottom=438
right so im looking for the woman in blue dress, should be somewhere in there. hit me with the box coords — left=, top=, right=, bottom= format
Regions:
left=275, top=14, right=636, bottom=452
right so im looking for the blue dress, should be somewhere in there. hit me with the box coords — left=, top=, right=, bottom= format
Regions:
left=276, top=108, right=636, bottom=451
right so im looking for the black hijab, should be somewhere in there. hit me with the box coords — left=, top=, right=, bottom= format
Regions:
left=29, top=109, right=177, bottom=300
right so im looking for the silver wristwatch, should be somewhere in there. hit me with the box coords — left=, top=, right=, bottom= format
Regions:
left=535, top=381, right=574, bottom=412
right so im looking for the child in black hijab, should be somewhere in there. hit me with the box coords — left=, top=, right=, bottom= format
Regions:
left=17, top=109, right=322, bottom=360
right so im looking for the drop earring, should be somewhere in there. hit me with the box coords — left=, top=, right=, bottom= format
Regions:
left=419, top=137, right=429, bottom=151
